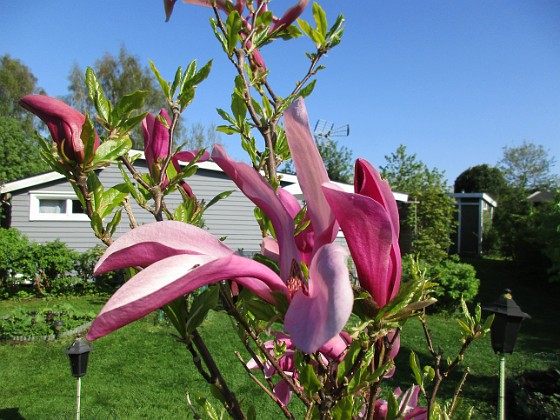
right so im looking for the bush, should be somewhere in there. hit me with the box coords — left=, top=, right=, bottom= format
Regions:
left=0, top=228, right=36, bottom=285
left=402, top=256, right=480, bottom=312
left=76, top=245, right=125, bottom=292
left=0, top=303, right=95, bottom=339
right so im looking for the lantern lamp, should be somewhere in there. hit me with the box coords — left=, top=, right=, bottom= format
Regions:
left=64, top=337, right=93, bottom=420
left=483, top=288, right=531, bottom=354
left=483, top=289, right=530, bottom=420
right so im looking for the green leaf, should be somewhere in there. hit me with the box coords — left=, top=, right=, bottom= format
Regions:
left=231, top=93, right=247, bottom=125
left=114, top=90, right=148, bottom=119
left=410, top=351, right=422, bottom=386
left=186, top=285, right=219, bottom=334
left=117, top=112, right=148, bottom=135
left=226, top=11, right=242, bottom=55
left=162, top=297, right=187, bottom=339
left=86, top=172, right=103, bottom=212
left=190, top=60, right=213, bottom=86
left=386, top=388, right=399, bottom=420
left=149, top=60, right=170, bottom=97
left=85, top=67, right=112, bottom=123
left=312, top=2, right=328, bottom=38
left=90, top=212, right=104, bottom=237
left=297, top=18, right=315, bottom=40
left=100, top=183, right=128, bottom=219
left=106, top=209, right=122, bottom=237
left=92, top=138, right=132, bottom=165
left=205, top=190, right=234, bottom=210
left=332, top=396, right=353, bottom=420
left=243, top=297, right=277, bottom=322
left=298, top=363, right=321, bottom=397
left=170, top=66, right=183, bottom=97
left=81, top=114, right=97, bottom=165
left=299, top=79, right=317, bottom=99
left=195, top=395, right=220, bottom=420
left=336, top=340, right=362, bottom=383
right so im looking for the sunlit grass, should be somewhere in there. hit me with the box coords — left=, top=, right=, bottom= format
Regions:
left=1, top=258, right=558, bottom=418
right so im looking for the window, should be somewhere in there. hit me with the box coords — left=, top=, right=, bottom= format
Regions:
left=29, top=192, right=88, bottom=221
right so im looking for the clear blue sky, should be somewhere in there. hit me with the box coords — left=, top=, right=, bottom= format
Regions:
left=2, top=1, right=559, bottom=185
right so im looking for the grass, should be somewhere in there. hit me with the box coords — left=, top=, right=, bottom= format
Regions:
left=1, top=258, right=558, bottom=419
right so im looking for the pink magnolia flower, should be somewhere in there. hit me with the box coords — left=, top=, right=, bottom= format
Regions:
left=19, top=94, right=100, bottom=164
left=284, top=97, right=402, bottom=310
left=141, top=108, right=210, bottom=192
left=87, top=109, right=354, bottom=354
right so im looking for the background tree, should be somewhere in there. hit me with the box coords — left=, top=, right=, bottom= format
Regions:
left=454, top=164, right=507, bottom=199
left=381, top=145, right=456, bottom=262
left=66, top=45, right=169, bottom=149
left=490, top=141, right=559, bottom=273
left=498, top=141, right=558, bottom=192
left=282, top=137, right=353, bottom=183
left=0, top=55, right=49, bottom=184
left=316, top=138, right=353, bottom=183
left=183, top=122, right=222, bottom=151
left=0, top=55, right=44, bottom=132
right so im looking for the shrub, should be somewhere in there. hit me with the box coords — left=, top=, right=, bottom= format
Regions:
left=76, top=245, right=125, bottom=292
left=0, top=228, right=36, bottom=284
left=0, top=303, right=95, bottom=339
left=402, top=256, right=480, bottom=312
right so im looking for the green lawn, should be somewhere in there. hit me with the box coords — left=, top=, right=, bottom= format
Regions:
left=1, top=258, right=558, bottom=419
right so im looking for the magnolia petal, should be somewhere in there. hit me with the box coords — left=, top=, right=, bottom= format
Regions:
left=285, top=243, right=352, bottom=354
left=273, top=379, right=293, bottom=407
left=95, top=221, right=234, bottom=274
left=212, top=144, right=299, bottom=281
left=284, top=98, right=338, bottom=248
left=19, top=94, right=99, bottom=163
left=355, top=158, right=400, bottom=237
left=87, top=253, right=287, bottom=340
left=270, top=0, right=310, bottom=33
left=323, top=184, right=395, bottom=307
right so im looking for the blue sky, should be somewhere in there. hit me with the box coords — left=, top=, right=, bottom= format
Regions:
left=2, top=1, right=559, bottom=185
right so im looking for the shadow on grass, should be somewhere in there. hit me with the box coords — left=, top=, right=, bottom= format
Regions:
left=0, top=408, right=25, bottom=420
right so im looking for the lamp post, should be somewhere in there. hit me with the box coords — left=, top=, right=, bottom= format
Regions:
left=483, top=289, right=530, bottom=420
left=64, top=337, right=93, bottom=420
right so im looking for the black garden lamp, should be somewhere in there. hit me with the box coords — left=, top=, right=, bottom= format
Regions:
left=483, top=289, right=530, bottom=420
left=65, top=337, right=93, bottom=420
left=65, top=337, right=93, bottom=377
left=483, top=289, right=531, bottom=354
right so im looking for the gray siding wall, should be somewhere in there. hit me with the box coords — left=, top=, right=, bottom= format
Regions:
left=10, top=162, right=263, bottom=253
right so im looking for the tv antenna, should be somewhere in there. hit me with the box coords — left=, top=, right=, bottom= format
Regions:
left=313, top=119, right=350, bottom=141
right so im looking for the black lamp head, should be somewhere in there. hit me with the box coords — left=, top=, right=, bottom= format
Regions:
left=483, top=289, right=530, bottom=354
left=64, top=337, right=93, bottom=378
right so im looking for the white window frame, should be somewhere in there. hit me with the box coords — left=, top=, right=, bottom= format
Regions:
left=29, top=191, right=89, bottom=221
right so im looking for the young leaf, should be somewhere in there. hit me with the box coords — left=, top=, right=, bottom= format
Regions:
left=226, top=11, right=242, bottom=55
left=149, top=60, right=170, bottom=97
left=186, top=285, right=220, bottom=334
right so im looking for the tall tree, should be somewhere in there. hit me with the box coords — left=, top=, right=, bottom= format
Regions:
left=498, top=141, right=558, bottom=191
left=454, top=164, right=507, bottom=199
left=0, top=55, right=44, bottom=132
left=0, top=55, right=49, bottom=185
left=183, top=122, right=222, bottom=151
left=381, top=145, right=456, bottom=262
left=66, top=46, right=168, bottom=149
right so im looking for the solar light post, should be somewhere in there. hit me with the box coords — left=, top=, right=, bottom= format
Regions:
left=64, top=337, right=93, bottom=420
left=483, top=289, right=530, bottom=420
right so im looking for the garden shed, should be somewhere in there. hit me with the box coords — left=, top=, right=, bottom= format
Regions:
left=449, top=192, right=497, bottom=255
